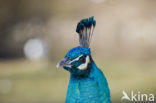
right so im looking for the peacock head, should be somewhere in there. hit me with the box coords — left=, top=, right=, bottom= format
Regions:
left=57, top=16, right=96, bottom=76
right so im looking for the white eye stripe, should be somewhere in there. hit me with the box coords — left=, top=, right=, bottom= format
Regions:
left=77, top=56, right=90, bottom=70
left=69, top=55, right=83, bottom=64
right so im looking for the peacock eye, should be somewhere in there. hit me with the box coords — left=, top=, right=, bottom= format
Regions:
left=79, top=56, right=86, bottom=63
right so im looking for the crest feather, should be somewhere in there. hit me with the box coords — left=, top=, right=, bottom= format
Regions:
left=76, top=16, right=96, bottom=47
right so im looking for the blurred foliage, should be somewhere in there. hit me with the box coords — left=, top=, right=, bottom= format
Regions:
left=0, top=0, right=156, bottom=60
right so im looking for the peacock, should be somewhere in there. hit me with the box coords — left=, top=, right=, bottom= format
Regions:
left=57, top=16, right=111, bottom=103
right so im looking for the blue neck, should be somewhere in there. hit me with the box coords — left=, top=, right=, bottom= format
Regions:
left=66, top=57, right=111, bottom=103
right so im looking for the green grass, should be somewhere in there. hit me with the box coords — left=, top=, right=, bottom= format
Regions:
left=0, top=59, right=156, bottom=103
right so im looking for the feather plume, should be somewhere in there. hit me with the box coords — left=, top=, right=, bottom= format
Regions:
left=76, top=16, right=96, bottom=47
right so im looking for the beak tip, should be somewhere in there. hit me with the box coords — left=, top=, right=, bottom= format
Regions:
left=56, top=58, right=71, bottom=69
left=56, top=63, right=60, bottom=69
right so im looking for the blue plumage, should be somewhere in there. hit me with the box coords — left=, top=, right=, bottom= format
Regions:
left=65, top=46, right=90, bottom=60
left=76, top=16, right=96, bottom=33
left=57, top=17, right=111, bottom=103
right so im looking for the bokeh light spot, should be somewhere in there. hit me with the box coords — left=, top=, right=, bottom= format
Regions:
left=24, top=38, right=47, bottom=61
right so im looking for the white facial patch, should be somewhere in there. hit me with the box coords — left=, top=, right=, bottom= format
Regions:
left=69, top=55, right=83, bottom=64
left=77, top=56, right=90, bottom=70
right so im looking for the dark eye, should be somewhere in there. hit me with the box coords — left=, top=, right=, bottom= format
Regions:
left=79, top=56, right=86, bottom=63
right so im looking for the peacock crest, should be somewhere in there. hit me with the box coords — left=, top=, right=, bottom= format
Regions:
left=76, top=16, right=96, bottom=47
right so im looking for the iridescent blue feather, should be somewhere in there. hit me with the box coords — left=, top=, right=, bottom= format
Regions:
left=58, top=17, right=111, bottom=103
left=65, top=54, right=111, bottom=103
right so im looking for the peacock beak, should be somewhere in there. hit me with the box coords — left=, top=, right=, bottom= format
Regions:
left=56, top=58, right=72, bottom=69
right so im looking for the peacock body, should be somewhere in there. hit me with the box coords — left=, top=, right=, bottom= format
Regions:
left=57, top=17, right=111, bottom=103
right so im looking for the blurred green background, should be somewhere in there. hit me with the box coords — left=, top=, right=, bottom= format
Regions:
left=0, top=0, right=156, bottom=103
